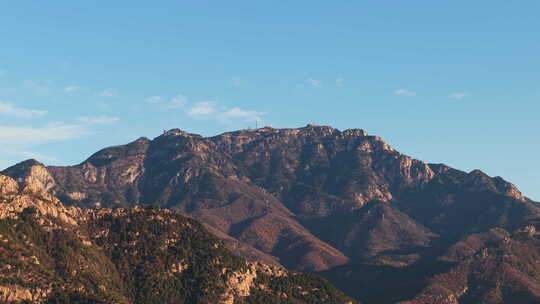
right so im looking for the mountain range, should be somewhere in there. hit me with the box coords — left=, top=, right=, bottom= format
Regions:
left=2, top=124, right=540, bottom=303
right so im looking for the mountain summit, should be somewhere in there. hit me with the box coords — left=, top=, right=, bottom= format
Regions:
left=3, top=125, right=539, bottom=303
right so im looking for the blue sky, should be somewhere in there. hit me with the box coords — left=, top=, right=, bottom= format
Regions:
left=0, top=1, right=539, bottom=200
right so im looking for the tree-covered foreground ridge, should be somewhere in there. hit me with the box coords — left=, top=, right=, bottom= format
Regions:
left=0, top=174, right=356, bottom=303
left=3, top=124, right=540, bottom=303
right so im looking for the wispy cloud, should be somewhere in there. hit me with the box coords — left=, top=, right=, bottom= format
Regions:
left=0, top=123, right=86, bottom=146
left=0, top=123, right=87, bottom=167
left=335, top=78, right=344, bottom=87
left=306, top=78, right=321, bottom=87
left=187, top=101, right=217, bottom=116
left=394, top=89, right=417, bottom=97
left=145, top=96, right=163, bottom=104
left=220, top=108, right=264, bottom=123
left=146, top=94, right=187, bottom=108
left=0, top=69, right=6, bottom=77
left=449, top=92, right=467, bottom=100
left=187, top=101, right=263, bottom=123
left=169, top=95, right=187, bottom=108
left=64, top=85, right=82, bottom=93
left=77, top=116, right=119, bottom=125
left=0, top=102, right=47, bottom=118
left=99, top=88, right=119, bottom=98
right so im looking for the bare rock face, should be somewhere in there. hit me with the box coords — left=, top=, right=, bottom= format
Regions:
left=0, top=174, right=18, bottom=196
left=0, top=285, right=50, bottom=303
left=2, top=160, right=55, bottom=194
left=0, top=174, right=79, bottom=226
left=222, top=263, right=260, bottom=304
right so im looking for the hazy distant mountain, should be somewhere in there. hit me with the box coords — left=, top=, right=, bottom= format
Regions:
left=4, top=124, right=540, bottom=303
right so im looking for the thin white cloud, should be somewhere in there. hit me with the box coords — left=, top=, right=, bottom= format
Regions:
left=0, top=102, right=47, bottom=118
left=449, top=92, right=467, bottom=100
left=64, top=85, right=82, bottom=93
left=394, top=89, right=417, bottom=97
left=0, top=123, right=86, bottom=146
left=187, top=101, right=263, bottom=124
left=187, top=101, right=218, bottom=116
left=220, top=108, right=263, bottom=123
left=77, top=116, right=119, bottom=125
left=336, top=78, right=344, bottom=87
left=99, top=88, right=119, bottom=98
left=306, top=78, right=321, bottom=87
left=146, top=94, right=187, bottom=109
left=145, top=96, right=163, bottom=104
left=169, top=95, right=187, bottom=108
left=0, top=69, right=6, bottom=77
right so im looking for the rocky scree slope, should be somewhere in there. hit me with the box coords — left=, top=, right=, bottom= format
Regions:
left=0, top=174, right=357, bottom=304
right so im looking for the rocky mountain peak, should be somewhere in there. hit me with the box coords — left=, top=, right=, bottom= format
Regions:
left=493, top=176, right=526, bottom=202
left=134, top=136, right=150, bottom=143
left=2, top=159, right=43, bottom=177
left=342, top=128, right=369, bottom=137
left=160, top=128, right=202, bottom=138
left=85, top=136, right=151, bottom=167
left=2, top=159, right=55, bottom=193
left=254, top=126, right=276, bottom=132
left=464, top=169, right=526, bottom=201
left=468, top=169, right=489, bottom=178
left=300, top=124, right=340, bottom=136
left=0, top=173, right=78, bottom=226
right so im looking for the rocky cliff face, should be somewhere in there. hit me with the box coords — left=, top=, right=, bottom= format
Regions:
left=0, top=172, right=79, bottom=226
left=0, top=174, right=356, bottom=304
left=2, top=125, right=538, bottom=304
